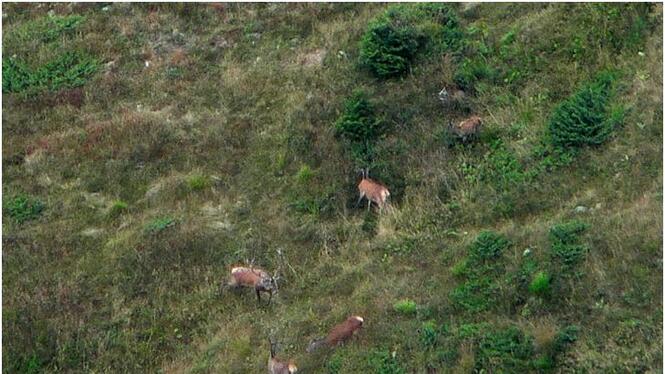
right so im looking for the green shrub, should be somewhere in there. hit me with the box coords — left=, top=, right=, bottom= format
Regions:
left=367, top=349, right=405, bottom=374
left=187, top=175, right=210, bottom=190
left=109, top=200, right=128, bottom=218
left=359, top=20, right=420, bottom=78
left=450, top=276, right=496, bottom=313
left=393, top=299, right=417, bottom=315
left=549, top=220, right=590, bottom=267
left=551, top=325, right=580, bottom=355
left=3, top=194, right=45, bottom=224
left=469, top=231, right=510, bottom=261
left=2, top=57, right=33, bottom=93
left=475, top=327, right=534, bottom=372
left=528, top=271, right=551, bottom=296
left=420, top=321, right=439, bottom=348
left=548, top=71, right=622, bottom=149
left=334, top=91, right=383, bottom=163
left=41, top=15, right=86, bottom=42
left=2, top=51, right=98, bottom=94
left=145, top=217, right=175, bottom=233
left=359, top=4, right=464, bottom=78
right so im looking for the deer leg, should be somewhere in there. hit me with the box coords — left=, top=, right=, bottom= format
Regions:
left=367, top=199, right=371, bottom=212
left=256, top=288, right=261, bottom=303
left=267, top=291, right=273, bottom=306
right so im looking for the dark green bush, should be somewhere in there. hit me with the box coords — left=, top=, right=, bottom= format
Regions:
left=359, top=20, right=420, bottom=78
left=549, top=220, right=590, bottom=267
left=450, top=276, right=497, bottom=313
left=548, top=72, right=623, bottom=149
left=145, top=217, right=175, bottom=233
left=2, top=51, right=98, bottom=94
left=334, top=91, right=383, bottom=163
left=420, top=321, right=438, bottom=348
left=470, top=231, right=511, bottom=261
left=3, top=194, right=45, bottom=224
left=475, top=327, right=534, bottom=372
left=359, top=4, right=464, bottom=78
left=41, top=15, right=85, bottom=42
left=2, top=57, right=33, bottom=93
left=367, top=349, right=405, bottom=374
left=453, top=55, right=496, bottom=91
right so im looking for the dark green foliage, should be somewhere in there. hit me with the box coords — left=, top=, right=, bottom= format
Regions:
left=334, top=91, right=383, bottom=163
left=2, top=57, right=33, bottom=93
left=549, top=220, right=590, bottom=267
left=453, top=56, right=496, bottom=92
left=2, top=51, right=98, bottom=94
left=551, top=325, right=580, bottom=355
left=528, top=271, right=551, bottom=296
left=145, top=217, right=175, bottom=233
left=475, top=327, right=534, bottom=373
left=450, top=276, right=497, bottom=313
left=41, top=15, right=85, bottom=42
left=359, top=4, right=464, bottom=78
left=479, top=140, right=526, bottom=189
left=548, top=72, right=622, bottom=149
left=367, top=349, right=405, bottom=374
left=469, top=231, right=510, bottom=261
left=359, top=20, right=420, bottom=78
left=420, top=321, right=438, bottom=348
left=3, top=194, right=45, bottom=224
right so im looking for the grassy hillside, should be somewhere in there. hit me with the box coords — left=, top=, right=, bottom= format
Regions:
left=2, top=3, right=662, bottom=373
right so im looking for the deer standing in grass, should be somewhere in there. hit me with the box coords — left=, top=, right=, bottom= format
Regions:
left=225, top=265, right=279, bottom=305
left=306, top=315, right=364, bottom=353
left=356, top=169, right=390, bottom=212
left=268, top=338, right=298, bottom=373
left=448, top=115, right=483, bottom=142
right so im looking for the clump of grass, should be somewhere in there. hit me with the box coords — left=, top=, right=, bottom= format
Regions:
left=334, top=90, right=384, bottom=163
left=2, top=57, right=33, bottom=93
left=108, top=200, right=128, bottom=218
left=449, top=276, right=497, bottom=313
left=393, top=299, right=417, bottom=315
left=145, top=217, right=175, bottom=233
left=3, top=194, right=45, bottom=224
left=187, top=175, right=211, bottom=191
left=295, top=164, right=314, bottom=184
left=528, top=271, right=551, bottom=296
left=8, top=14, right=85, bottom=44
left=548, top=71, right=623, bottom=149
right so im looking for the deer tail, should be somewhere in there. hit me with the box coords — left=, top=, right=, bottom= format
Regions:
left=306, top=337, right=326, bottom=353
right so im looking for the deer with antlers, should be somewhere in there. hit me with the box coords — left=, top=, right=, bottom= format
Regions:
left=448, top=115, right=483, bottom=143
left=268, top=337, right=298, bottom=373
left=225, top=263, right=280, bottom=305
left=356, top=169, right=390, bottom=212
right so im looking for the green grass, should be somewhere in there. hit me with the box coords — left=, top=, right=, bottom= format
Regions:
left=393, top=299, right=417, bottom=316
left=2, top=3, right=662, bottom=373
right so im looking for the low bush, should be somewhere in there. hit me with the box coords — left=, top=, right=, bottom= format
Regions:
left=469, top=231, right=511, bottom=261
left=420, top=321, right=439, bottom=348
left=367, top=349, right=405, bottom=374
left=360, top=4, right=464, bottom=78
left=2, top=51, right=99, bottom=94
left=474, top=326, right=534, bottom=372
left=3, top=194, right=45, bottom=224
left=549, top=220, right=590, bottom=267
left=145, top=217, right=175, bottom=233
left=393, top=299, right=417, bottom=315
left=450, top=276, right=497, bottom=313
left=548, top=71, right=623, bottom=149
left=334, top=90, right=383, bottom=163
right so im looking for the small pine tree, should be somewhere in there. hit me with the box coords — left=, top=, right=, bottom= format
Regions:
left=548, top=72, right=622, bottom=149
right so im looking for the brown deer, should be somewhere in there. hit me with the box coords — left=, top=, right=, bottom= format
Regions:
left=306, top=315, right=364, bottom=353
left=356, top=169, right=390, bottom=212
left=268, top=338, right=298, bottom=373
left=448, top=115, right=483, bottom=142
left=225, top=265, right=279, bottom=305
